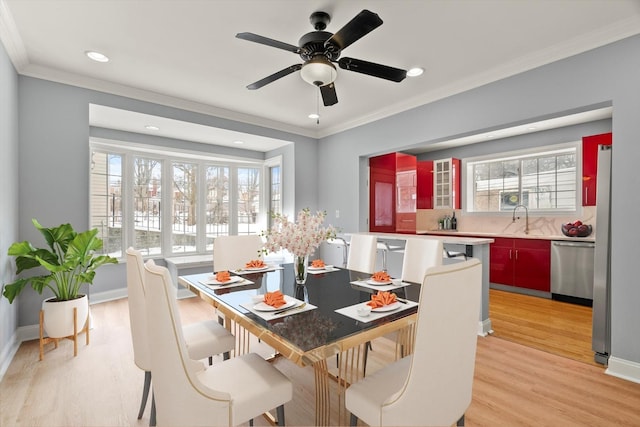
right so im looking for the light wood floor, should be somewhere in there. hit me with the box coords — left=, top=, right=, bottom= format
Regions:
left=489, top=288, right=596, bottom=365
left=2, top=296, right=639, bottom=427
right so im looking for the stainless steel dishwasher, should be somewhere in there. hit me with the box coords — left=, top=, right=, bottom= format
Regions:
left=551, top=240, right=595, bottom=306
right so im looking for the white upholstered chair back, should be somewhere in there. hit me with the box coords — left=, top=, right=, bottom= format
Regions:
left=143, top=259, right=232, bottom=426
left=346, top=234, right=378, bottom=274
left=213, top=235, right=264, bottom=272
left=382, top=259, right=481, bottom=426
left=400, top=238, right=443, bottom=284
left=125, top=247, right=151, bottom=371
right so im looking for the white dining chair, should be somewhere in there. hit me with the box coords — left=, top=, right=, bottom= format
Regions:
left=213, top=234, right=264, bottom=272
left=362, top=237, right=444, bottom=374
left=401, top=238, right=443, bottom=284
left=346, top=258, right=482, bottom=427
left=346, top=234, right=378, bottom=274
left=126, top=248, right=235, bottom=426
left=143, top=259, right=293, bottom=427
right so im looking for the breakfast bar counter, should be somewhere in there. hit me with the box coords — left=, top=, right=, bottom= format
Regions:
left=350, top=232, right=494, bottom=336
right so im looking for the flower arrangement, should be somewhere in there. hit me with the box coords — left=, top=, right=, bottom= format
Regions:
left=262, top=209, right=337, bottom=284
left=262, top=208, right=337, bottom=258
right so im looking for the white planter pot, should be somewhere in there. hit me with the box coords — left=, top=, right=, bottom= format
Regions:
left=42, top=294, right=89, bottom=338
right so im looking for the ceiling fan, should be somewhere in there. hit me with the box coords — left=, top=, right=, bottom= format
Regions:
left=236, top=9, right=407, bottom=106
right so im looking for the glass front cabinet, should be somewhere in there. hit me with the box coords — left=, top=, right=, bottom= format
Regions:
left=433, top=158, right=461, bottom=209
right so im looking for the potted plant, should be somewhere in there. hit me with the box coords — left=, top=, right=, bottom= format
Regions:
left=3, top=219, right=118, bottom=340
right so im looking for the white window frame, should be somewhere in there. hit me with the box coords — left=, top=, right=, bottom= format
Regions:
left=90, top=138, right=279, bottom=259
left=462, top=141, right=582, bottom=216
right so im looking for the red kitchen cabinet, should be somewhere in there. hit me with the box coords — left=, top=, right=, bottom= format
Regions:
left=490, top=237, right=551, bottom=292
left=369, top=153, right=417, bottom=233
left=582, top=132, right=612, bottom=206
left=417, top=160, right=433, bottom=209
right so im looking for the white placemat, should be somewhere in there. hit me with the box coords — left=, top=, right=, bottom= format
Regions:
left=308, top=266, right=340, bottom=275
left=199, top=277, right=254, bottom=290
left=240, top=297, right=317, bottom=320
left=335, top=300, right=418, bottom=323
left=350, top=278, right=409, bottom=292
left=234, top=265, right=284, bottom=275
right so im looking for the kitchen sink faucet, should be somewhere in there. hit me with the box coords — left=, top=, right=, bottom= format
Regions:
left=512, top=204, right=529, bottom=234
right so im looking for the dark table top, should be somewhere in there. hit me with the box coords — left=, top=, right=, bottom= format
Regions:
left=179, top=264, right=420, bottom=357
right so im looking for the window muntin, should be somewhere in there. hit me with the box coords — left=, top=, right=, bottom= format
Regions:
left=90, top=141, right=281, bottom=258
left=466, top=146, right=577, bottom=213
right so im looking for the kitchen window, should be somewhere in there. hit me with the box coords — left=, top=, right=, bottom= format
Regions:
left=465, top=145, right=578, bottom=213
left=89, top=140, right=279, bottom=259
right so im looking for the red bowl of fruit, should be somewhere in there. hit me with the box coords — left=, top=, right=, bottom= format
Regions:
left=562, top=221, right=592, bottom=238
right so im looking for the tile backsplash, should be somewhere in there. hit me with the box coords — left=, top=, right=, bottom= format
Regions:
left=417, top=206, right=597, bottom=238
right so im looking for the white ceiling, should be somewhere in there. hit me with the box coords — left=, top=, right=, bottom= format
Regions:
left=2, top=0, right=638, bottom=151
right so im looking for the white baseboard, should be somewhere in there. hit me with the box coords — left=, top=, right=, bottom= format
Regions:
left=90, top=288, right=128, bottom=304
left=0, top=330, right=21, bottom=382
left=478, top=319, right=493, bottom=337
left=606, top=356, right=640, bottom=384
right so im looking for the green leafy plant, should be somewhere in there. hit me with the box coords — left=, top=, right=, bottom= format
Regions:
left=2, top=219, right=118, bottom=303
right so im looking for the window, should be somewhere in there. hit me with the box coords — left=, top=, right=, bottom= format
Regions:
left=90, top=152, right=123, bottom=258
left=90, top=140, right=281, bottom=258
left=465, top=145, right=578, bottom=213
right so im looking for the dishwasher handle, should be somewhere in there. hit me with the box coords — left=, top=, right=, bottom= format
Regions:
left=552, top=241, right=595, bottom=248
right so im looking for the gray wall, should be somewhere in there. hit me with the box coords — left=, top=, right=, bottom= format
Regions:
left=15, top=77, right=315, bottom=327
left=0, top=37, right=19, bottom=371
left=318, top=35, right=640, bottom=367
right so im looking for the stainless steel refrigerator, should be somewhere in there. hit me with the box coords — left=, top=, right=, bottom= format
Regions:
left=592, top=144, right=612, bottom=365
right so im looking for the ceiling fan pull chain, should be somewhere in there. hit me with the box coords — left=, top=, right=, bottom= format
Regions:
left=316, top=88, right=320, bottom=125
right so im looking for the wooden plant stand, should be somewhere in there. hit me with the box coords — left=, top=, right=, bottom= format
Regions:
left=39, top=307, right=90, bottom=361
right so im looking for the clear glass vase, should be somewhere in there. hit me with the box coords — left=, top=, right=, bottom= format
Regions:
left=294, top=255, right=309, bottom=284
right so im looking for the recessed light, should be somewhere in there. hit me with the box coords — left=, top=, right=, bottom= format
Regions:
left=233, top=140, right=244, bottom=144
left=308, top=113, right=320, bottom=119
left=85, top=51, right=109, bottom=63
left=407, top=67, right=424, bottom=77
left=145, top=125, right=160, bottom=131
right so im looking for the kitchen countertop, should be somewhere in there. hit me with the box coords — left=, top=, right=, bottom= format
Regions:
left=355, top=231, right=494, bottom=245
left=416, top=229, right=595, bottom=243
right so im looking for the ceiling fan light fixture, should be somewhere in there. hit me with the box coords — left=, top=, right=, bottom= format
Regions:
left=300, top=57, right=337, bottom=87
left=308, top=113, right=320, bottom=119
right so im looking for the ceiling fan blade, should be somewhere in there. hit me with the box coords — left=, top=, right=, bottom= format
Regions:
left=325, top=10, right=383, bottom=50
left=338, top=57, right=407, bottom=82
left=246, top=64, right=303, bottom=90
left=236, top=32, right=300, bottom=54
left=320, top=83, right=338, bottom=106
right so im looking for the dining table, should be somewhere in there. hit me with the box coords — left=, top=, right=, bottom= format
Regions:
left=178, top=263, right=421, bottom=426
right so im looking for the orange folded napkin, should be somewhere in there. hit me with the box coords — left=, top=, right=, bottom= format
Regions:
left=245, top=259, right=266, bottom=269
left=215, top=271, right=231, bottom=282
left=367, top=291, right=397, bottom=308
left=371, top=271, right=391, bottom=282
left=263, top=290, right=287, bottom=308
left=311, top=259, right=325, bottom=268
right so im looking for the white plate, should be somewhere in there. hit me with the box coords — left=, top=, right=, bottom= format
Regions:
left=253, top=296, right=296, bottom=312
left=371, top=301, right=402, bottom=312
left=205, top=275, right=243, bottom=285
left=241, top=265, right=270, bottom=272
left=308, top=265, right=333, bottom=271
left=366, top=279, right=393, bottom=285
